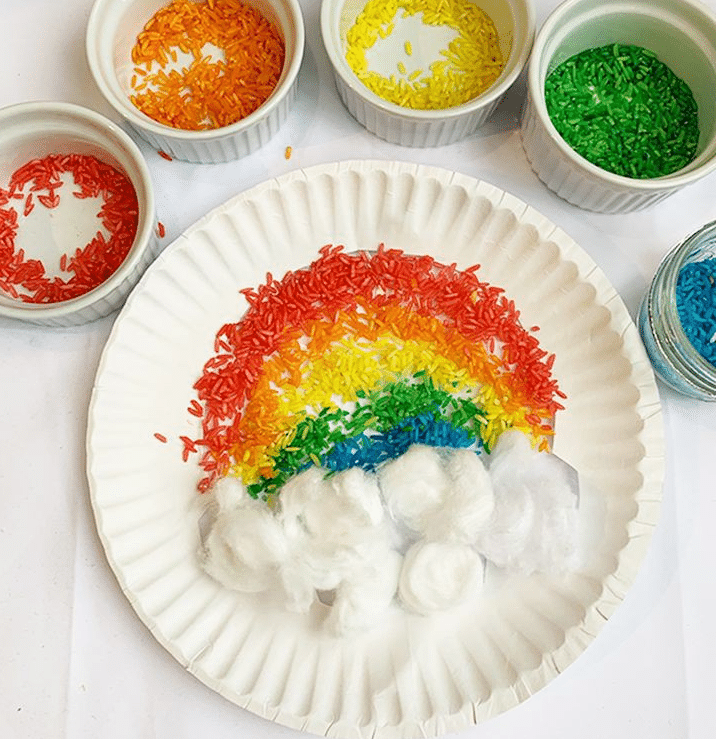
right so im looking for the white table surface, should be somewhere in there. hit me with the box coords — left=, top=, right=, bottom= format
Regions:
left=2, top=0, right=716, bottom=737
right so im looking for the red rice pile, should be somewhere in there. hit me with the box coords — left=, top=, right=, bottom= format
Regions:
left=0, top=154, right=138, bottom=303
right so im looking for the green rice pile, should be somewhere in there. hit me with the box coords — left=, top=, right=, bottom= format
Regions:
left=544, top=43, right=699, bottom=179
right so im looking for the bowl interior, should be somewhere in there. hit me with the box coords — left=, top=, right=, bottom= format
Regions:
left=327, top=0, right=532, bottom=115
left=534, top=0, right=716, bottom=176
left=0, top=105, right=152, bottom=314
left=88, top=0, right=302, bottom=137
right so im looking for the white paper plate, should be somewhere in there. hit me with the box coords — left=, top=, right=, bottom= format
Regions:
left=87, top=160, right=664, bottom=738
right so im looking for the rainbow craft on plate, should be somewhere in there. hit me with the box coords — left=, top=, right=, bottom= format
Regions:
left=186, top=245, right=566, bottom=499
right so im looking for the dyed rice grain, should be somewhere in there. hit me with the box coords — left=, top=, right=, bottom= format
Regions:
left=186, top=245, right=564, bottom=498
left=545, top=43, right=699, bottom=179
left=130, top=0, right=285, bottom=131
left=345, top=0, right=504, bottom=110
left=0, top=154, right=138, bottom=304
left=676, top=258, right=716, bottom=366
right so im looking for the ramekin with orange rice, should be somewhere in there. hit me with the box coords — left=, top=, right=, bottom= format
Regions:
left=87, top=0, right=305, bottom=163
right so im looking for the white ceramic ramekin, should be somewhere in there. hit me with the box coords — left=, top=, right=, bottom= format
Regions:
left=86, top=0, right=305, bottom=164
left=321, top=0, right=535, bottom=147
left=521, top=0, right=716, bottom=213
left=0, top=102, right=158, bottom=327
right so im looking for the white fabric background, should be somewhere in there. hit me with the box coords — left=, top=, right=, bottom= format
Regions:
left=1, top=0, right=715, bottom=737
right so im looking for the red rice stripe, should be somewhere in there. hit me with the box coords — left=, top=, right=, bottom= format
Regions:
left=188, top=244, right=565, bottom=492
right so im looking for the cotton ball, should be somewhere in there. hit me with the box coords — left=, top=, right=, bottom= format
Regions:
left=277, top=466, right=392, bottom=610
left=324, top=465, right=385, bottom=540
left=398, top=540, right=484, bottom=615
left=378, top=444, right=450, bottom=534
left=278, top=466, right=330, bottom=542
left=279, top=466, right=384, bottom=548
left=487, top=427, right=533, bottom=467
left=281, top=534, right=384, bottom=599
left=476, top=478, right=536, bottom=571
left=479, top=430, right=542, bottom=569
left=199, top=481, right=289, bottom=593
left=325, top=548, right=402, bottom=636
left=536, top=498, right=580, bottom=573
left=425, top=449, right=495, bottom=544
left=480, top=429, right=579, bottom=574
left=211, top=473, right=249, bottom=509
left=279, top=556, right=324, bottom=613
left=522, top=447, right=579, bottom=573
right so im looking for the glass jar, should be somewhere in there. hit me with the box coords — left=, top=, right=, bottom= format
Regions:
left=638, top=220, right=716, bottom=401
